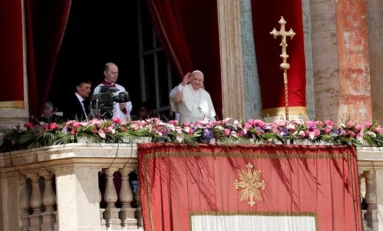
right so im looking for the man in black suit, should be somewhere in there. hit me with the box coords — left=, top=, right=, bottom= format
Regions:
left=62, top=80, right=92, bottom=121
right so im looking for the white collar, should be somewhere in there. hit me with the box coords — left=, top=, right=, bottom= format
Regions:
left=75, top=92, right=85, bottom=103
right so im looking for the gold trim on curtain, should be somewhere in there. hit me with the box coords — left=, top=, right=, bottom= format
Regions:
left=0, top=101, right=24, bottom=109
left=262, top=106, right=307, bottom=117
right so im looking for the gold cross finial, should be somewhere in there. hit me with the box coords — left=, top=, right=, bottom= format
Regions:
left=246, top=163, right=253, bottom=170
left=270, top=16, right=296, bottom=121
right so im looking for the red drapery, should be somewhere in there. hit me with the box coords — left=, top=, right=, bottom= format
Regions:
left=25, top=0, right=72, bottom=117
left=0, top=1, right=24, bottom=108
left=146, top=0, right=222, bottom=118
left=251, top=0, right=307, bottom=117
left=138, top=143, right=362, bottom=231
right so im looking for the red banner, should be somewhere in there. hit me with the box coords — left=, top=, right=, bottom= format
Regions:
left=138, top=144, right=362, bottom=231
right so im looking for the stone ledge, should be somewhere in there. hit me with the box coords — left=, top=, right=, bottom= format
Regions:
left=0, top=143, right=138, bottom=174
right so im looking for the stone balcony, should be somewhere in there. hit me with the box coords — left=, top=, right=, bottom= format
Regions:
left=0, top=144, right=382, bottom=231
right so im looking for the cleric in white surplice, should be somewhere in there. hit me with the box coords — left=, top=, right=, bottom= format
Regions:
left=169, top=70, right=216, bottom=123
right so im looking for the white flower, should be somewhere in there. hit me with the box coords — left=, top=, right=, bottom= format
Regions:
left=365, top=131, right=376, bottom=138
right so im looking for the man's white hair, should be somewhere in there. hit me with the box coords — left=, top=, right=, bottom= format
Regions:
left=191, top=70, right=203, bottom=76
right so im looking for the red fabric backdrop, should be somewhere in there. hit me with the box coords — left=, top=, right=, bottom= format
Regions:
left=25, top=0, right=72, bottom=117
left=251, top=0, right=306, bottom=111
left=146, top=0, right=222, bottom=118
left=138, top=143, right=362, bottom=231
left=0, top=1, right=24, bottom=103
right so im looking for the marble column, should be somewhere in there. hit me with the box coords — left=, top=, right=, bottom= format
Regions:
left=0, top=174, right=22, bottom=231
left=55, top=166, right=101, bottom=230
left=310, top=0, right=372, bottom=122
left=366, top=0, right=383, bottom=123
left=217, top=0, right=262, bottom=120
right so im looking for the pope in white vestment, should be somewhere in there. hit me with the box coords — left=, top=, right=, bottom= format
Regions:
left=169, top=70, right=216, bottom=123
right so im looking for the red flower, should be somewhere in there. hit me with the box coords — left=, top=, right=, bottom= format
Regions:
left=49, top=123, right=58, bottom=130
left=112, top=117, right=121, bottom=124
left=24, top=122, right=34, bottom=129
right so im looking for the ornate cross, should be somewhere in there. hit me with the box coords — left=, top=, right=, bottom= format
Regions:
left=234, top=162, right=266, bottom=207
left=270, top=16, right=295, bottom=120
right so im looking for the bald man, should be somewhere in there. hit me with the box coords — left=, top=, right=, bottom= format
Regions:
left=169, top=70, right=216, bottom=123
left=92, top=62, right=132, bottom=120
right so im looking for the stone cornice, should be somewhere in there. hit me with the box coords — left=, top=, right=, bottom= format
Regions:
left=0, top=143, right=138, bottom=175
left=356, top=146, right=383, bottom=170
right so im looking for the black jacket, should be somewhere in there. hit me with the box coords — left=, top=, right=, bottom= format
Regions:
left=62, top=93, right=90, bottom=121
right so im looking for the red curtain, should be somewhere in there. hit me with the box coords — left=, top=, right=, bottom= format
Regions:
left=146, top=0, right=222, bottom=118
left=138, top=143, right=362, bottom=231
left=25, top=0, right=72, bottom=117
left=0, top=1, right=24, bottom=106
left=251, top=0, right=306, bottom=114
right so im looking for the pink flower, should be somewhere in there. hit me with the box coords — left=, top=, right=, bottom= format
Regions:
left=258, top=121, right=267, bottom=128
left=363, top=122, right=372, bottom=128
left=71, top=129, right=76, bottom=135
left=24, top=122, right=34, bottom=129
left=355, top=124, right=362, bottom=131
left=346, top=122, right=355, bottom=128
left=205, top=124, right=212, bottom=129
left=306, top=121, right=315, bottom=128
left=66, top=120, right=74, bottom=127
left=348, top=131, right=356, bottom=137
left=314, top=129, right=321, bottom=137
left=42, top=124, right=49, bottom=131
left=287, top=124, right=296, bottom=131
left=183, top=122, right=190, bottom=127
left=247, top=119, right=255, bottom=126
left=341, top=130, right=348, bottom=136
left=244, top=123, right=252, bottom=130
left=73, top=122, right=81, bottom=129
left=324, top=120, right=334, bottom=128
left=112, top=117, right=121, bottom=124
left=93, top=127, right=97, bottom=133
left=224, top=129, right=231, bottom=136
left=49, top=123, right=57, bottom=130
left=324, top=128, right=331, bottom=134
left=168, top=120, right=178, bottom=125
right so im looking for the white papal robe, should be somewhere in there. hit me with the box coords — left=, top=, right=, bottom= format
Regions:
left=170, top=84, right=216, bottom=123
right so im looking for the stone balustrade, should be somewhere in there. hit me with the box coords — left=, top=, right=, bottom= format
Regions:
left=0, top=143, right=142, bottom=231
left=0, top=144, right=382, bottom=231
left=357, top=147, right=383, bottom=231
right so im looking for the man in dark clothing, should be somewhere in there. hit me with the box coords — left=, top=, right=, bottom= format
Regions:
left=62, top=80, right=92, bottom=121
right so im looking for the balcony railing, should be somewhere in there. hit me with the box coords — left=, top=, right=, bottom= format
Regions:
left=0, top=144, right=382, bottom=231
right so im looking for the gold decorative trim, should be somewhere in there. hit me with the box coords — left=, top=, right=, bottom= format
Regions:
left=0, top=100, right=24, bottom=109
left=189, top=211, right=318, bottom=231
left=144, top=157, right=155, bottom=231
left=145, top=152, right=348, bottom=159
left=234, top=163, right=265, bottom=207
left=262, top=106, right=307, bottom=117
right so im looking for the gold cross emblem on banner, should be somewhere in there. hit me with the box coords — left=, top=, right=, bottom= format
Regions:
left=234, top=163, right=266, bottom=207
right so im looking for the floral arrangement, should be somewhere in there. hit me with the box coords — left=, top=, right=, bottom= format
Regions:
left=1, top=117, right=383, bottom=152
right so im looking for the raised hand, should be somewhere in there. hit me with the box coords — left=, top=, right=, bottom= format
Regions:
left=181, top=72, right=191, bottom=86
